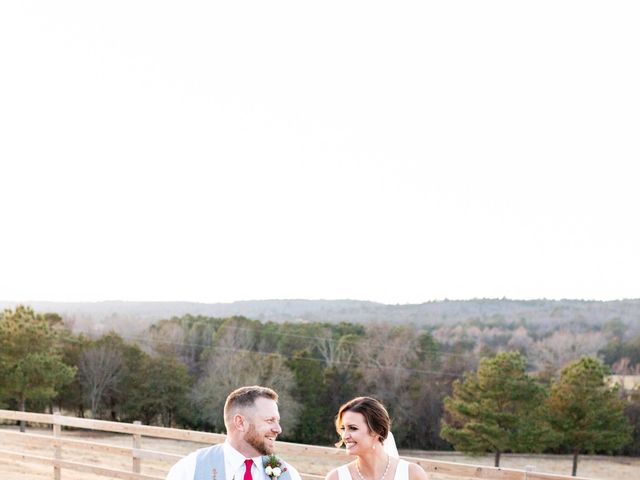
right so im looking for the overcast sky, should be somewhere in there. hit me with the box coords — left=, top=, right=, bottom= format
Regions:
left=1, top=2, right=639, bottom=304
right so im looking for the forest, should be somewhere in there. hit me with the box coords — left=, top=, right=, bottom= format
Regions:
left=1, top=303, right=639, bottom=468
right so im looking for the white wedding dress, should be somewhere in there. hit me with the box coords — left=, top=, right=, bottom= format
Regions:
left=337, top=461, right=410, bottom=480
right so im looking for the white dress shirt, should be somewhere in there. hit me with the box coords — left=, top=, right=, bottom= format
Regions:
left=224, top=441, right=266, bottom=480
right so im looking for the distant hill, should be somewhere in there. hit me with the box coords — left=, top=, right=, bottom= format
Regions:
left=1, top=298, right=639, bottom=336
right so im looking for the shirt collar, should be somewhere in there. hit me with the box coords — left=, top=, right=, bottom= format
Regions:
left=224, top=440, right=263, bottom=476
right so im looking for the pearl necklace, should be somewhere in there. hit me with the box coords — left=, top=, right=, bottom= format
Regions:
left=355, top=455, right=390, bottom=480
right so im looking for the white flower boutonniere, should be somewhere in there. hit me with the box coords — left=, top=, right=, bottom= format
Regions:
left=263, top=454, right=286, bottom=480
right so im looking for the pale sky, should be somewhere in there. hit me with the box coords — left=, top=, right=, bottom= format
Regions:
left=1, top=2, right=639, bottom=304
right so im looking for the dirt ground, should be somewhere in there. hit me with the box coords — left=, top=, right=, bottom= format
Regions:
left=0, top=426, right=638, bottom=480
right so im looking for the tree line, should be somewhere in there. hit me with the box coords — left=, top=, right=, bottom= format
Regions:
left=441, top=352, right=632, bottom=475
left=0, top=305, right=638, bottom=476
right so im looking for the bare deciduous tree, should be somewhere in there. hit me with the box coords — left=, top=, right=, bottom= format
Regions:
left=78, top=345, right=123, bottom=418
left=213, top=319, right=257, bottom=353
left=315, top=328, right=357, bottom=368
left=148, top=322, right=186, bottom=358
left=532, top=330, right=608, bottom=375
left=357, top=325, right=420, bottom=441
left=192, top=331, right=300, bottom=436
left=507, top=326, right=534, bottom=355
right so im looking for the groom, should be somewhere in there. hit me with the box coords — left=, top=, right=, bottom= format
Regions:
left=166, top=386, right=301, bottom=480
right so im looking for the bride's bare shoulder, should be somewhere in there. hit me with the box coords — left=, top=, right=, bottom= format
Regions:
left=408, top=461, right=428, bottom=480
left=325, top=469, right=340, bottom=480
left=325, top=463, right=353, bottom=480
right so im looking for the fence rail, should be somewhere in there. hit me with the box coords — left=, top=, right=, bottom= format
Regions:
left=0, top=410, right=592, bottom=480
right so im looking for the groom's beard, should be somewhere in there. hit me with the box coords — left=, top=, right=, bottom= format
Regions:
left=245, top=423, right=272, bottom=455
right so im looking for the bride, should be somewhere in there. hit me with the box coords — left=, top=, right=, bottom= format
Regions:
left=325, top=397, right=428, bottom=480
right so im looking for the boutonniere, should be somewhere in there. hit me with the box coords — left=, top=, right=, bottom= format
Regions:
left=263, top=454, right=287, bottom=480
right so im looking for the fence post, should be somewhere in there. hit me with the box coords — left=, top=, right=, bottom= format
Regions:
left=53, top=413, right=61, bottom=480
left=133, top=420, right=142, bottom=474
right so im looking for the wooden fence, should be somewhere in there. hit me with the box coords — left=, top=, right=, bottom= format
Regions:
left=0, top=410, right=592, bottom=480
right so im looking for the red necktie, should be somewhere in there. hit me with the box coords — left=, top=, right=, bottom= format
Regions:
left=244, top=459, right=254, bottom=480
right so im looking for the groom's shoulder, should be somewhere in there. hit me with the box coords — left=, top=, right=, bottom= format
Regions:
left=190, top=443, right=225, bottom=459
left=166, top=443, right=225, bottom=480
left=171, top=443, right=224, bottom=469
left=278, top=457, right=302, bottom=480
left=281, top=458, right=298, bottom=470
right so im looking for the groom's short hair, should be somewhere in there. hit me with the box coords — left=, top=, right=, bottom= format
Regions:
left=224, top=385, right=278, bottom=428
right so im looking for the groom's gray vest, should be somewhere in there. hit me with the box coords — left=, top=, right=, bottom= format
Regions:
left=193, top=444, right=293, bottom=480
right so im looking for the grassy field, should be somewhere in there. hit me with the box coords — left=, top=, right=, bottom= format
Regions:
left=0, top=427, right=638, bottom=480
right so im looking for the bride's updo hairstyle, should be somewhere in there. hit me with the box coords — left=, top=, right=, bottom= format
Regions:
left=334, top=396, right=391, bottom=448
